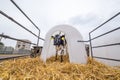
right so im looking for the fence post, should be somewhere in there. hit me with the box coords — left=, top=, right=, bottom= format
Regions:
left=89, top=33, right=93, bottom=58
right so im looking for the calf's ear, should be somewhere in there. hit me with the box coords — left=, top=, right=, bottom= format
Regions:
left=61, top=37, right=65, bottom=40
left=51, top=36, right=54, bottom=40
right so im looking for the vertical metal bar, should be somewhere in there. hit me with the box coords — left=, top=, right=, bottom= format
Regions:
left=37, top=30, right=40, bottom=46
left=89, top=33, right=93, bottom=58
left=0, top=33, right=4, bottom=42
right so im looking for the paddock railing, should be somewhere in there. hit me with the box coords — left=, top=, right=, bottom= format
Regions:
left=78, top=12, right=120, bottom=62
left=89, top=12, right=120, bottom=62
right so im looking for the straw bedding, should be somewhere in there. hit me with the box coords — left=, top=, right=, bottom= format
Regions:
left=0, top=55, right=120, bottom=80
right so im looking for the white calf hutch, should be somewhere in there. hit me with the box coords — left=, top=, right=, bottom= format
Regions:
left=41, top=25, right=87, bottom=64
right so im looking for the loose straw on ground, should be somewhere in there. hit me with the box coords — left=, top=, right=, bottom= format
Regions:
left=0, top=55, right=120, bottom=80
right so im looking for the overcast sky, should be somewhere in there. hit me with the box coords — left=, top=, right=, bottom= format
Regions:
left=0, top=0, right=120, bottom=48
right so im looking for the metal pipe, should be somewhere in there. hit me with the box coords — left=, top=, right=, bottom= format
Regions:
left=91, top=27, right=120, bottom=41
left=92, top=42, right=120, bottom=48
left=37, top=30, right=40, bottom=46
left=77, top=40, right=89, bottom=42
left=0, top=54, right=30, bottom=61
left=10, top=0, right=42, bottom=46
left=93, top=56, right=120, bottom=62
left=0, top=33, right=4, bottom=42
left=10, top=0, right=39, bottom=30
left=89, top=33, right=93, bottom=58
left=0, top=10, right=44, bottom=41
left=90, top=12, right=120, bottom=34
left=0, top=34, right=36, bottom=45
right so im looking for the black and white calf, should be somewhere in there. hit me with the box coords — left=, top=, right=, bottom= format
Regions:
left=51, top=34, right=67, bottom=62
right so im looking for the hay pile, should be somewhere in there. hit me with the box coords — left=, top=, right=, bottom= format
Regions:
left=0, top=56, right=120, bottom=80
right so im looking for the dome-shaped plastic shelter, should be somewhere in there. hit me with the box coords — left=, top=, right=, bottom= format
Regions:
left=41, top=25, right=87, bottom=64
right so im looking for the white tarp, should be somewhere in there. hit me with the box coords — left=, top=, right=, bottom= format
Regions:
left=41, top=25, right=87, bottom=64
